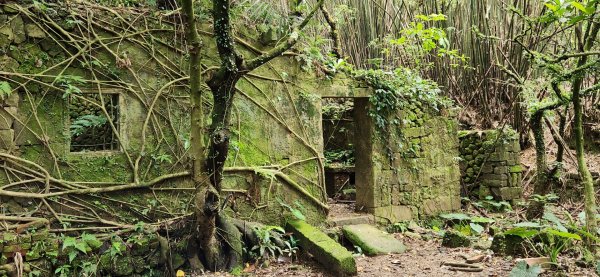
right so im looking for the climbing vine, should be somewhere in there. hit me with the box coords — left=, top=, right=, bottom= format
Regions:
left=353, top=67, right=453, bottom=162
left=0, top=1, right=331, bottom=274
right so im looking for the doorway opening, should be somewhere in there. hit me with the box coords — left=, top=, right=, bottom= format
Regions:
left=322, top=97, right=372, bottom=218
left=322, top=97, right=356, bottom=201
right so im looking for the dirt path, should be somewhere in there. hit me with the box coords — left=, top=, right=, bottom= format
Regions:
left=193, top=237, right=513, bottom=277
left=354, top=237, right=511, bottom=277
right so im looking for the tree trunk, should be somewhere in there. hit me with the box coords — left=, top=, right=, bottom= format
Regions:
left=182, top=0, right=324, bottom=271
left=572, top=17, right=600, bottom=248
left=526, top=111, right=549, bottom=219
left=193, top=71, right=244, bottom=271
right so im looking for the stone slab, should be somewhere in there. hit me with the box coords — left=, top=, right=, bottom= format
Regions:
left=286, top=220, right=356, bottom=276
left=342, top=224, right=406, bottom=256
left=327, top=215, right=374, bottom=227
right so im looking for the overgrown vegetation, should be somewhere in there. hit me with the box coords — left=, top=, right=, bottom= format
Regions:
left=1, top=0, right=600, bottom=276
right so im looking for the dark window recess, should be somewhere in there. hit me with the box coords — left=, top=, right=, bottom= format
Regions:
left=69, top=93, right=120, bottom=152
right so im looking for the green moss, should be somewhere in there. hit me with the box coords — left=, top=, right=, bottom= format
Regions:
left=286, top=220, right=356, bottom=276
left=61, top=154, right=131, bottom=182
left=442, top=230, right=470, bottom=248
left=509, top=165, right=523, bottom=173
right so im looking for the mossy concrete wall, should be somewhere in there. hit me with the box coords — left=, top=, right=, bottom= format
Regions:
left=0, top=4, right=328, bottom=230
left=458, top=129, right=523, bottom=201
left=0, top=4, right=339, bottom=273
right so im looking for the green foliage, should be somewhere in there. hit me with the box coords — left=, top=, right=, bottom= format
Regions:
left=56, top=75, right=85, bottom=99
left=250, top=225, right=285, bottom=259
left=278, top=199, right=306, bottom=221
left=504, top=211, right=584, bottom=263
left=439, top=213, right=471, bottom=221
left=379, top=14, right=468, bottom=70
left=469, top=222, right=484, bottom=234
left=509, top=260, right=542, bottom=277
left=473, top=196, right=512, bottom=212
left=70, top=114, right=108, bottom=136
left=151, top=153, right=173, bottom=164
left=353, top=67, right=451, bottom=161
left=0, top=81, right=12, bottom=100
left=387, top=221, right=409, bottom=233
left=530, top=193, right=560, bottom=204
left=542, top=0, right=598, bottom=24
left=439, top=213, right=493, bottom=236
left=324, top=149, right=355, bottom=165
left=248, top=224, right=298, bottom=261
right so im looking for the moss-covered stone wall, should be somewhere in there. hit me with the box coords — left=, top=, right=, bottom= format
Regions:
left=366, top=109, right=462, bottom=223
left=0, top=3, right=339, bottom=274
left=0, top=3, right=327, bottom=233
left=320, top=83, right=462, bottom=223
left=458, top=129, right=523, bottom=201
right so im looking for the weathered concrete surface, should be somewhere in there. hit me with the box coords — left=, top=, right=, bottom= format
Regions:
left=327, top=215, right=374, bottom=227
left=342, top=224, right=406, bottom=256
left=287, top=220, right=357, bottom=276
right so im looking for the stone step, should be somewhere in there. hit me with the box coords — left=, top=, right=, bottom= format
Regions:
left=286, top=219, right=357, bottom=276
left=342, top=224, right=406, bottom=256
left=327, top=215, right=374, bottom=227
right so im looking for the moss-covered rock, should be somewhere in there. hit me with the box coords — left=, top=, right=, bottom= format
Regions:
left=490, top=233, right=527, bottom=256
left=342, top=224, right=406, bottom=256
left=441, top=230, right=470, bottom=248
left=287, top=220, right=356, bottom=276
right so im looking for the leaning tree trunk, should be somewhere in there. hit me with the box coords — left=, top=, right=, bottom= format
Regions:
left=572, top=16, right=600, bottom=248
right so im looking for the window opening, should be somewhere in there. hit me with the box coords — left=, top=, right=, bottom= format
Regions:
left=69, top=93, right=120, bottom=152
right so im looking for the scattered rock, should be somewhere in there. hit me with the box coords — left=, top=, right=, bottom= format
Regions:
left=0, top=107, right=15, bottom=129
left=490, top=233, right=527, bottom=256
left=473, top=238, right=493, bottom=250
left=466, top=254, right=485, bottom=264
left=9, top=16, right=25, bottom=44
left=342, top=224, right=407, bottom=256
left=0, top=129, right=15, bottom=151
left=403, top=231, right=422, bottom=240
left=407, top=221, right=427, bottom=234
left=515, top=257, right=551, bottom=269
left=442, top=230, right=470, bottom=248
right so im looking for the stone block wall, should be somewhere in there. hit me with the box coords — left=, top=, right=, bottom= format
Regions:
left=458, top=129, right=523, bottom=201
left=354, top=101, right=461, bottom=223
left=0, top=93, right=18, bottom=152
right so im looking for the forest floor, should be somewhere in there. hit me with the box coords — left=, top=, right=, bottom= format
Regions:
left=191, top=137, right=600, bottom=277
left=193, top=236, right=515, bottom=277
left=192, top=203, right=598, bottom=277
